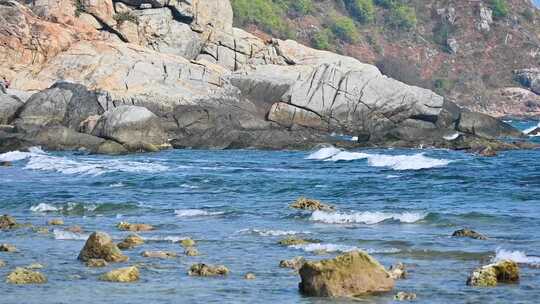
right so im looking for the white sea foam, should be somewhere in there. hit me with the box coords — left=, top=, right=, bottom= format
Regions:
left=109, top=182, right=125, bottom=188
left=237, top=229, right=311, bottom=237
left=0, top=147, right=168, bottom=175
left=174, top=209, right=224, bottom=217
left=30, top=203, right=59, bottom=212
left=493, top=249, right=540, bottom=265
left=53, top=229, right=89, bottom=240
left=523, top=122, right=540, bottom=135
left=306, top=146, right=450, bottom=170
left=443, top=133, right=460, bottom=141
left=310, top=210, right=426, bottom=224
left=143, top=236, right=189, bottom=243
left=290, top=243, right=401, bottom=254
left=180, top=184, right=199, bottom=189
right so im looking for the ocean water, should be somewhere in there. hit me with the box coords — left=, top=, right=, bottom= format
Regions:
left=1, top=122, right=540, bottom=303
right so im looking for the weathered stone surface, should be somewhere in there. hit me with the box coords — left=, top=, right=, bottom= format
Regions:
left=188, top=263, right=229, bottom=276
left=0, top=94, right=23, bottom=125
left=388, top=263, right=407, bottom=280
left=279, top=256, right=306, bottom=271
left=100, top=266, right=139, bottom=282
left=117, top=234, right=144, bottom=250
left=299, top=251, right=394, bottom=297
left=92, top=106, right=169, bottom=151
left=0, top=215, right=17, bottom=229
left=116, top=221, right=154, bottom=232
left=290, top=197, right=334, bottom=211
left=78, top=231, right=129, bottom=262
left=467, top=260, right=519, bottom=287
left=6, top=267, right=47, bottom=284
left=86, top=258, right=108, bottom=267
left=457, top=112, right=522, bottom=139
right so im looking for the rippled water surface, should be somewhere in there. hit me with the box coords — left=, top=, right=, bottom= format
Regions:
left=1, top=122, right=540, bottom=303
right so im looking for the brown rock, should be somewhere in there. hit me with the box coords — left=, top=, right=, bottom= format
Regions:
left=117, top=221, right=154, bottom=232
left=290, top=197, right=334, bottom=211
left=0, top=244, right=17, bottom=252
left=279, top=256, right=306, bottom=271
left=78, top=231, right=128, bottom=262
left=452, top=229, right=488, bottom=240
left=467, top=260, right=519, bottom=287
left=86, top=258, right=109, bottom=268
left=48, top=219, right=64, bottom=226
left=0, top=215, right=16, bottom=229
left=188, top=263, right=229, bottom=276
left=278, top=237, right=317, bottom=246
left=99, top=266, right=139, bottom=283
left=117, top=234, right=144, bottom=250
left=180, top=238, right=196, bottom=248
left=141, top=251, right=177, bottom=259
left=299, top=251, right=395, bottom=297
left=6, top=267, right=47, bottom=284
left=388, top=263, right=407, bottom=280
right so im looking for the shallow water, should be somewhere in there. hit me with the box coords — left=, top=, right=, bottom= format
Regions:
left=1, top=122, right=540, bottom=303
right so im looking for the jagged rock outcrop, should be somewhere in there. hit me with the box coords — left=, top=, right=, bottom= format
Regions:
left=467, top=260, right=519, bottom=287
left=78, top=231, right=129, bottom=263
left=0, top=0, right=528, bottom=154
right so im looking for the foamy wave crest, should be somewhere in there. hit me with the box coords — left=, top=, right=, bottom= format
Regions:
left=0, top=147, right=168, bottom=175
left=306, top=146, right=450, bottom=170
left=310, top=210, right=426, bottom=224
left=53, top=229, right=89, bottom=240
left=30, top=203, right=59, bottom=212
left=494, top=249, right=540, bottom=265
left=143, top=236, right=189, bottom=243
left=290, top=243, right=400, bottom=254
left=174, top=209, right=224, bottom=217
left=237, top=229, right=311, bottom=237
left=523, top=122, right=540, bottom=135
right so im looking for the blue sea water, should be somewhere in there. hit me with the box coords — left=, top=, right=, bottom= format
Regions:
left=0, top=121, right=540, bottom=303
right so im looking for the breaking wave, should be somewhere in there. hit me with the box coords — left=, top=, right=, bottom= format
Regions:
left=523, top=122, right=540, bottom=135
left=30, top=202, right=139, bottom=215
left=494, top=249, right=540, bottom=265
left=237, top=229, right=311, bottom=237
left=174, top=209, right=225, bottom=218
left=306, top=146, right=450, bottom=170
left=0, top=147, right=168, bottom=175
left=310, top=210, right=427, bottom=225
left=290, top=243, right=400, bottom=254
left=53, top=229, right=90, bottom=241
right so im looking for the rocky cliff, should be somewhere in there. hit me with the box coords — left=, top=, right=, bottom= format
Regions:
left=0, top=0, right=528, bottom=153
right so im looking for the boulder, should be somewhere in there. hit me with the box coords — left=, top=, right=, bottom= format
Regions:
left=117, top=234, right=144, bottom=250
left=514, top=68, right=540, bottom=95
left=29, top=126, right=107, bottom=152
left=279, top=256, right=306, bottom=271
left=452, top=229, right=488, bottom=240
left=298, top=251, right=395, bottom=297
left=185, top=247, right=199, bottom=257
left=116, top=221, right=154, bottom=232
left=86, top=258, right=108, bottom=267
left=180, top=238, right=196, bottom=248
left=141, top=251, right=177, bottom=259
left=0, top=94, right=24, bottom=124
left=99, top=266, right=140, bottom=283
left=6, top=267, right=47, bottom=284
left=0, top=244, right=17, bottom=252
left=92, top=106, right=169, bottom=152
left=395, top=292, right=417, bottom=301
left=388, top=263, right=407, bottom=280
left=0, top=214, right=16, bottom=229
left=467, top=260, right=519, bottom=287
left=78, top=231, right=129, bottom=262
left=188, top=263, right=229, bottom=276
left=48, top=219, right=64, bottom=226
left=290, top=197, right=334, bottom=211
left=457, top=112, right=522, bottom=139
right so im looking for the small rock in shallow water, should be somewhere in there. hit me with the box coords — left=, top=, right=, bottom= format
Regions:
left=0, top=244, right=17, bottom=252
left=142, top=251, right=177, bottom=259
left=117, top=221, right=154, bottom=232
left=279, top=256, right=306, bottom=271
left=290, top=197, right=334, bottom=211
left=48, top=219, right=64, bottom=226
left=117, top=234, right=144, bottom=250
left=86, top=258, right=108, bottom=267
left=188, top=264, right=229, bottom=276
left=388, top=263, right=407, bottom=280
left=452, top=229, right=488, bottom=240
left=467, top=260, right=519, bottom=287
left=0, top=260, right=6, bottom=267
left=6, top=267, right=47, bottom=284
left=67, top=225, right=83, bottom=233
left=180, top=238, right=196, bottom=248
left=0, top=214, right=16, bottom=229
left=278, top=237, right=316, bottom=246
left=244, top=272, right=256, bottom=280
left=299, top=251, right=395, bottom=297
left=99, top=266, right=139, bottom=283
left=395, top=291, right=417, bottom=301
left=185, top=247, right=199, bottom=257
left=78, top=231, right=129, bottom=263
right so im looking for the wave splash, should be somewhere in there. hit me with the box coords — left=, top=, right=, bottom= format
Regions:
left=290, top=243, right=400, bottom=254
left=174, top=209, right=225, bottom=218
left=494, top=249, right=540, bottom=265
left=310, top=210, right=427, bottom=224
left=306, top=146, right=450, bottom=170
left=0, top=147, right=168, bottom=175
left=237, top=229, right=311, bottom=237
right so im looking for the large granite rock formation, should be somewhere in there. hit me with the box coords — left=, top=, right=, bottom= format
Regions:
left=0, top=0, right=527, bottom=153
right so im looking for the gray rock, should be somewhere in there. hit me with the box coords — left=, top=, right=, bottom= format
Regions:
left=457, top=111, right=522, bottom=139
left=514, top=68, right=540, bottom=95
left=0, top=94, right=23, bottom=124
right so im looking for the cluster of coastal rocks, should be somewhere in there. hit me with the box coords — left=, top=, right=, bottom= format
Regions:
left=0, top=199, right=525, bottom=299
left=0, top=0, right=531, bottom=154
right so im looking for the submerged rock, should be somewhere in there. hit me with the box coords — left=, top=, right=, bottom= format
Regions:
left=188, top=264, right=229, bottom=277
left=99, top=266, right=140, bottom=283
left=0, top=214, right=17, bottom=229
left=141, top=251, right=177, bottom=259
left=117, top=234, right=144, bottom=250
left=6, top=267, right=47, bottom=284
left=185, top=247, right=200, bottom=257
left=48, top=219, right=64, bottom=226
left=0, top=259, right=6, bottom=267
left=452, top=229, right=488, bottom=240
left=299, top=251, right=394, bottom=297
left=180, top=238, right=196, bottom=248
left=290, top=197, right=334, bottom=211
left=244, top=272, right=256, bottom=280
left=279, top=256, right=306, bottom=271
left=278, top=237, right=317, bottom=246
left=78, top=231, right=129, bottom=262
left=0, top=244, right=17, bottom=252
left=86, top=258, right=108, bottom=268
left=467, top=260, right=519, bottom=287
left=395, top=291, right=417, bottom=301
left=388, top=263, right=407, bottom=280
left=117, top=222, right=154, bottom=232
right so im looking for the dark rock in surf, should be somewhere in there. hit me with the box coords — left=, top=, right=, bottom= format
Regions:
left=452, top=229, right=488, bottom=240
